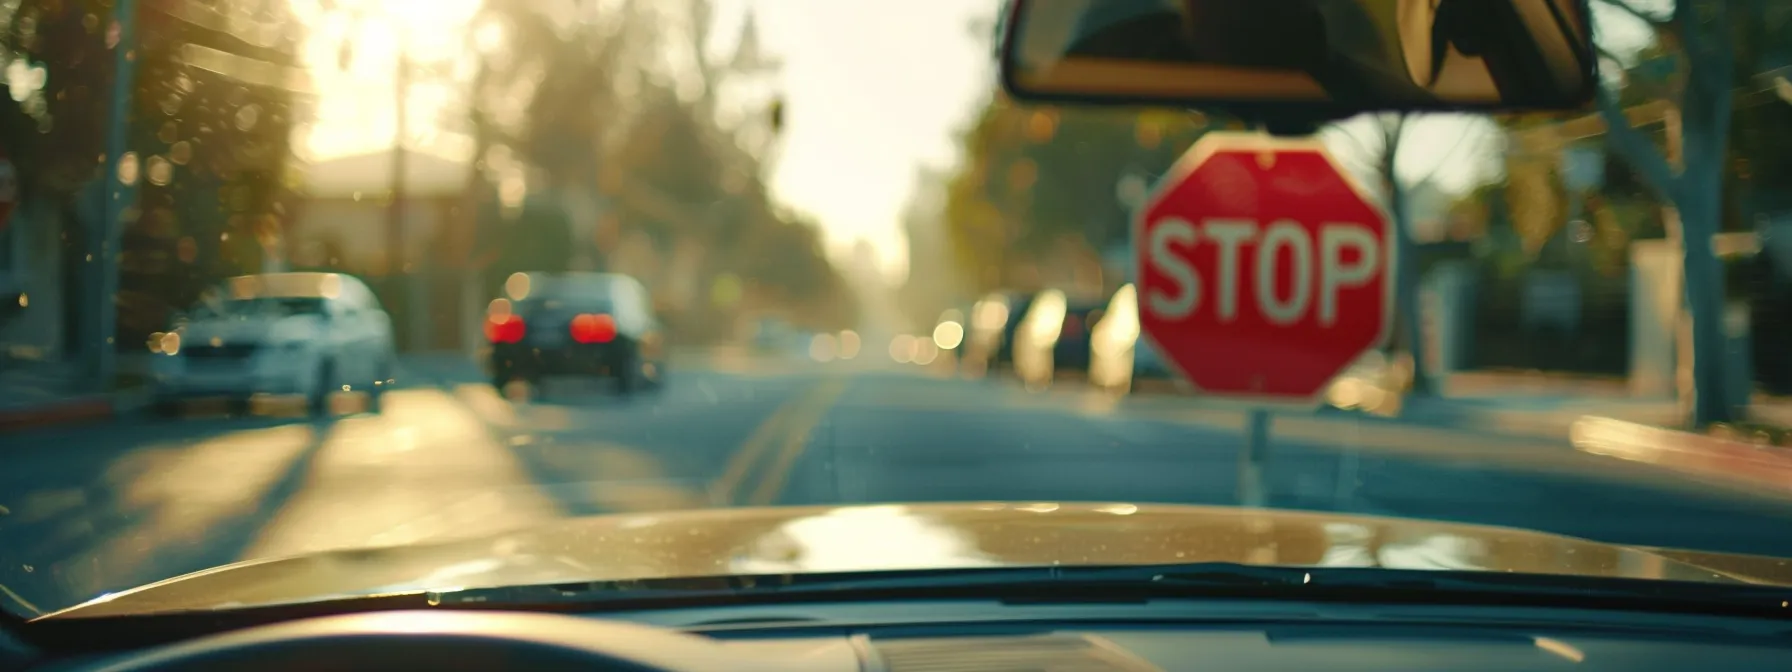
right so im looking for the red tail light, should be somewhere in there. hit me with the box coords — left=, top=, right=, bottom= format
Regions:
left=570, top=313, right=617, bottom=344
left=1061, top=315, right=1084, bottom=339
left=485, top=314, right=526, bottom=343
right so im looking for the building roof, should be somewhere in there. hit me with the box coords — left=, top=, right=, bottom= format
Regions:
left=301, top=148, right=469, bottom=198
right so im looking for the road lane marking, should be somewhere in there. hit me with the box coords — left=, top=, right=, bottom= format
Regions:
left=748, top=378, right=848, bottom=506
left=708, top=399, right=804, bottom=504
left=709, top=380, right=844, bottom=505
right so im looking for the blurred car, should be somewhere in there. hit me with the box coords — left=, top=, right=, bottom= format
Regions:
left=1054, top=299, right=1107, bottom=374
left=992, top=293, right=1035, bottom=371
left=149, top=272, right=396, bottom=415
left=1089, top=283, right=1183, bottom=394
left=485, top=272, right=667, bottom=395
left=1011, top=289, right=1106, bottom=386
left=752, top=317, right=796, bottom=352
left=1326, top=349, right=1412, bottom=415
left=960, top=291, right=1034, bottom=376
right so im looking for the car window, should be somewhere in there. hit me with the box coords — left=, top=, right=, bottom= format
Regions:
left=196, top=297, right=329, bottom=319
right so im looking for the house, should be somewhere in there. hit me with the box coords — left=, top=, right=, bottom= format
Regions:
left=289, top=148, right=484, bottom=353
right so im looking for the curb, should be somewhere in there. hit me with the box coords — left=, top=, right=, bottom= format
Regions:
left=1570, top=415, right=1792, bottom=493
left=0, top=391, right=150, bottom=433
left=1325, top=404, right=1583, bottom=441
left=1314, top=397, right=1683, bottom=443
left=1118, top=385, right=1575, bottom=440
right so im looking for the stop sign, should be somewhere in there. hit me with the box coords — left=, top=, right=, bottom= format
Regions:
left=1135, top=133, right=1393, bottom=405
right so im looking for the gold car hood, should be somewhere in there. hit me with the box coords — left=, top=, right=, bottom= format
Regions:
left=50, top=502, right=1792, bottom=618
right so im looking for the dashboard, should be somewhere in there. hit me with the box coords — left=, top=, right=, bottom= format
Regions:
left=9, top=599, right=1792, bottom=671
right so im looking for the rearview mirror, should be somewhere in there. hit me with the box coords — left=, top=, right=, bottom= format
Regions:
left=998, top=0, right=1596, bottom=119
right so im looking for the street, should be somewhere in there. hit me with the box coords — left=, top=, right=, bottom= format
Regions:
left=6, top=350, right=1792, bottom=617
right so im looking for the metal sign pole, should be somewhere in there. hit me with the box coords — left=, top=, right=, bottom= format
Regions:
left=93, top=1, right=140, bottom=389
left=1334, top=414, right=1361, bottom=510
left=1239, top=409, right=1271, bottom=507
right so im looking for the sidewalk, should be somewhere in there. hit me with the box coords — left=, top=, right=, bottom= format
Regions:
left=1330, top=370, right=1792, bottom=497
left=0, top=357, right=150, bottom=432
left=1381, top=372, right=1792, bottom=442
left=1570, top=415, right=1792, bottom=496
left=1367, top=393, right=1683, bottom=441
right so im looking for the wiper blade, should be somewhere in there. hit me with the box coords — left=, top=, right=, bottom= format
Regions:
left=832, top=562, right=1792, bottom=607
left=762, top=562, right=1316, bottom=592
left=435, top=562, right=1792, bottom=618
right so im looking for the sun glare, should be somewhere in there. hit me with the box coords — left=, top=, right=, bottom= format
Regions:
left=295, top=0, right=484, bottom=161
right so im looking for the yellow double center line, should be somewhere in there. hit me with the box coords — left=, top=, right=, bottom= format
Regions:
left=709, top=377, right=848, bottom=507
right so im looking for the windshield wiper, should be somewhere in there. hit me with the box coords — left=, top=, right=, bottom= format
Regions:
left=435, top=563, right=1792, bottom=619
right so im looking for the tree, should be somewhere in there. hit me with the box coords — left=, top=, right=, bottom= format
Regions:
left=2, top=0, right=305, bottom=347
left=453, top=0, right=663, bottom=195
left=451, top=0, right=849, bottom=340
left=1590, top=0, right=1777, bottom=426
left=1321, top=113, right=1493, bottom=395
left=941, top=92, right=1213, bottom=293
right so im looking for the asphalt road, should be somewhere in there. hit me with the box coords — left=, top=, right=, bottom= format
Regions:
left=6, top=350, right=1792, bottom=617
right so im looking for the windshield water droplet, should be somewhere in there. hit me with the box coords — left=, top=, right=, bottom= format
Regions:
left=235, top=104, right=261, bottom=131
left=116, top=152, right=139, bottom=185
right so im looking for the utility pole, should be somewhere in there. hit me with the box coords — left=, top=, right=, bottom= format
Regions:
left=92, top=0, right=140, bottom=389
left=386, top=49, right=410, bottom=351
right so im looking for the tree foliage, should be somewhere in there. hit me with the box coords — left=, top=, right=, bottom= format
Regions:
left=1, top=0, right=304, bottom=343
left=465, top=0, right=855, bottom=335
left=1460, top=0, right=1792, bottom=424
left=941, top=92, right=1214, bottom=293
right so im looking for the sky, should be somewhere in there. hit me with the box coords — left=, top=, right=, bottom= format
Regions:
left=295, top=0, right=1657, bottom=287
left=709, top=0, right=995, bottom=284
left=298, top=0, right=994, bottom=285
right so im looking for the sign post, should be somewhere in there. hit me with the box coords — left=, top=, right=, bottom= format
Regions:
left=1133, top=132, right=1395, bottom=507
left=91, top=2, right=141, bottom=389
left=0, top=149, right=16, bottom=235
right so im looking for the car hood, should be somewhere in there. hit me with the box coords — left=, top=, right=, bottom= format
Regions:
left=49, top=502, right=1792, bottom=618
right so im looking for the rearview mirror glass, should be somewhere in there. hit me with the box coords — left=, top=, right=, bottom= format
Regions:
left=999, top=0, right=1596, bottom=115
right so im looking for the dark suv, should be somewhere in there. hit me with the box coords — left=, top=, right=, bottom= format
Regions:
left=485, top=272, right=666, bottom=394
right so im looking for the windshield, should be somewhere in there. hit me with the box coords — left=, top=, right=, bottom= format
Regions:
left=4, top=0, right=1792, bottom=620
left=193, top=297, right=329, bottom=320
left=511, top=274, right=618, bottom=312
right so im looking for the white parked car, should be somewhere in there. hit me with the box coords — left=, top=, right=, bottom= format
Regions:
left=150, top=272, right=397, bottom=415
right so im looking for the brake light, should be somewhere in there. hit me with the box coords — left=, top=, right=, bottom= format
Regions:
left=485, top=314, right=526, bottom=343
left=570, top=313, right=617, bottom=344
left=1061, top=314, right=1084, bottom=339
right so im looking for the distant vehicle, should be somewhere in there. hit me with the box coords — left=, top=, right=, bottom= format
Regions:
left=752, top=318, right=802, bottom=353
left=149, top=272, right=396, bottom=416
left=1053, top=299, right=1107, bottom=374
left=961, top=292, right=1033, bottom=375
left=485, top=272, right=666, bottom=395
left=992, top=293, right=1034, bottom=371
left=1011, top=289, right=1107, bottom=386
left=1089, top=284, right=1179, bottom=394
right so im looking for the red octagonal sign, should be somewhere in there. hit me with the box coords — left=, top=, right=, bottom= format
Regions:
left=1135, top=133, right=1393, bottom=406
